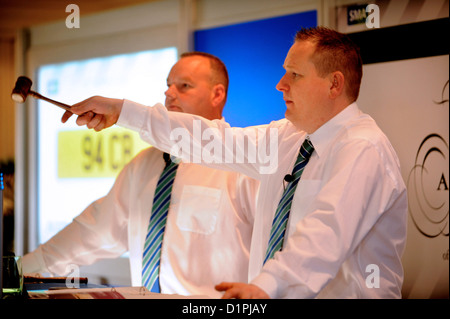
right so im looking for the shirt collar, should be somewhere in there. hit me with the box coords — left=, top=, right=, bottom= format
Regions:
left=308, top=102, right=360, bottom=158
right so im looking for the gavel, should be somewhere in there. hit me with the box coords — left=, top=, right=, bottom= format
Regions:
left=11, top=76, right=72, bottom=112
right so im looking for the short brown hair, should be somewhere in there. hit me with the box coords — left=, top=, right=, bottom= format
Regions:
left=295, top=27, right=363, bottom=102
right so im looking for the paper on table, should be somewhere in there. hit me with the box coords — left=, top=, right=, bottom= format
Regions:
left=28, top=286, right=210, bottom=299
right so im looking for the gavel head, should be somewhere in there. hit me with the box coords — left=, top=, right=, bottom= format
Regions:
left=11, top=76, right=33, bottom=103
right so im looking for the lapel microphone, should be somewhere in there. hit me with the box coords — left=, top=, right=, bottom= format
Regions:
left=283, top=174, right=294, bottom=190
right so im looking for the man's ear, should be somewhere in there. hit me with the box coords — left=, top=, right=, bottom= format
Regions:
left=211, top=83, right=226, bottom=107
left=328, top=71, right=345, bottom=99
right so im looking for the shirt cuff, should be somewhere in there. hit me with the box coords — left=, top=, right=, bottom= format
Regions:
left=22, top=246, right=48, bottom=274
left=250, top=271, right=281, bottom=299
left=117, top=99, right=149, bottom=132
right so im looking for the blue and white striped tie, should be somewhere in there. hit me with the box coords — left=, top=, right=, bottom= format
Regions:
left=142, top=153, right=179, bottom=292
left=263, top=138, right=314, bottom=265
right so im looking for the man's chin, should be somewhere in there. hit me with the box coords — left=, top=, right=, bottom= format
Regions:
left=285, top=112, right=304, bottom=131
left=167, top=106, right=183, bottom=113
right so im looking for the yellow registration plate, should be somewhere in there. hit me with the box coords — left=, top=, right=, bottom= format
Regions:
left=58, top=128, right=150, bottom=178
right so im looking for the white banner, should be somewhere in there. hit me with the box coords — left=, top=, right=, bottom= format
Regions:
left=358, top=55, right=449, bottom=298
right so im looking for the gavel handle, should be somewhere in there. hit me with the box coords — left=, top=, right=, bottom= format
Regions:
left=29, top=91, right=72, bottom=112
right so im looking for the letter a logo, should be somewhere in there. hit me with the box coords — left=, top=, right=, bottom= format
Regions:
left=66, top=4, right=80, bottom=29
left=365, top=264, right=380, bottom=288
left=366, top=4, right=380, bottom=29
left=65, top=264, right=81, bottom=288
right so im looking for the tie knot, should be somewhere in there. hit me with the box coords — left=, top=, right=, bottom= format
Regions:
left=163, top=152, right=171, bottom=165
left=163, top=153, right=180, bottom=168
left=299, top=138, right=314, bottom=160
left=291, top=138, right=314, bottom=180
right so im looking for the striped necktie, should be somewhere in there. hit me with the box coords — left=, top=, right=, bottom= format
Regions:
left=263, top=138, right=314, bottom=264
left=142, top=153, right=179, bottom=292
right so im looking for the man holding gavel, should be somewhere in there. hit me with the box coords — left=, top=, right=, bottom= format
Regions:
left=63, top=27, right=408, bottom=299
left=23, top=52, right=259, bottom=298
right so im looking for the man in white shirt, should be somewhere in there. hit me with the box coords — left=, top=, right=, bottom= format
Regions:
left=23, top=52, right=259, bottom=298
left=66, top=27, right=408, bottom=299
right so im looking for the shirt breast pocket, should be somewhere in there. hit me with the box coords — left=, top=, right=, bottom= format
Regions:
left=176, top=185, right=221, bottom=235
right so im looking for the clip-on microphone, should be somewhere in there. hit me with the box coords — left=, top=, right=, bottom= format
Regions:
left=283, top=174, right=294, bottom=190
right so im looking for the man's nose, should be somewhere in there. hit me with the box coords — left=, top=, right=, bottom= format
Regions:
left=276, top=74, right=288, bottom=92
left=165, top=84, right=176, bottom=98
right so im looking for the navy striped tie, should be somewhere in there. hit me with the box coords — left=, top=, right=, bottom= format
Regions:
left=142, top=153, right=179, bottom=292
left=263, top=138, right=314, bottom=264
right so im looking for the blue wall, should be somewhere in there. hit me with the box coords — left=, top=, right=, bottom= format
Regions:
left=195, top=10, right=317, bottom=127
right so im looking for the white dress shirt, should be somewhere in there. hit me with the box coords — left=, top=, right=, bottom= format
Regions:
left=116, top=100, right=408, bottom=299
left=23, top=146, right=259, bottom=298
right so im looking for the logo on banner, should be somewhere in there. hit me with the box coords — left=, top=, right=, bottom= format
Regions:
left=347, top=4, right=380, bottom=29
left=407, top=81, right=449, bottom=238
left=408, top=134, right=449, bottom=238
